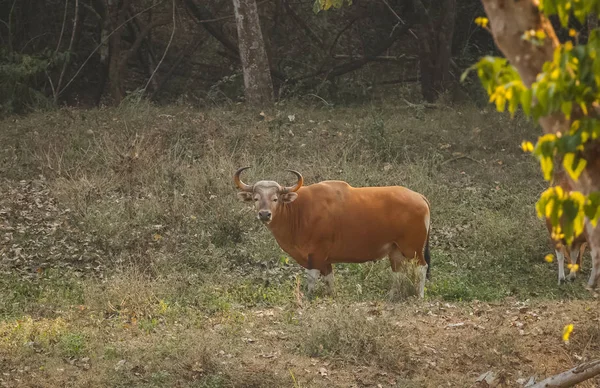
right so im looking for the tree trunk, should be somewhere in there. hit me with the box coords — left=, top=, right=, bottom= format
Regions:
left=413, top=0, right=456, bottom=103
left=231, top=0, right=274, bottom=107
left=106, top=0, right=128, bottom=104
left=479, top=0, right=600, bottom=289
left=433, top=0, right=456, bottom=92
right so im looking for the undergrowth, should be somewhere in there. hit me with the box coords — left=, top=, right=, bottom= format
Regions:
left=0, top=99, right=596, bottom=387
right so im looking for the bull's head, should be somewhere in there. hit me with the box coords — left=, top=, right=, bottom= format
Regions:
left=234, top=167, right=303, bottom=224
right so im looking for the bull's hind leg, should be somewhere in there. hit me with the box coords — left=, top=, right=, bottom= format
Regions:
left=306, top=268, right=320, bottom=296
left=321, top=263, right=335, bottom=296
left=388, top=248, right=407, bottom=297
left=389, top=245, right=428, bottom=298
left=414, top=251, right=428, bottom=298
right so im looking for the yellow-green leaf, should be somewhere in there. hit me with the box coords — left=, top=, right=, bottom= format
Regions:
left=540, top=155, right=554, bottom=181
left=561, top=101, right=573, bottom=119
left=563, top=152, right=587, bottom=180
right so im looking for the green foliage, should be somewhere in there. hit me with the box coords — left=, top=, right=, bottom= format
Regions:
left=539, top=0, right=600, bottom=27
left=59, top=332, right=86, bottom=358
left=0, top=48, right=69, bottom=114
left=312, top=0, right=352, bottom=13
left=467, top=8, right=600, bottom=246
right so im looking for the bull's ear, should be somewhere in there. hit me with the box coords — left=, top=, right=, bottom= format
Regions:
left=237, top=192, right=253, bottom=202
left=281, top=192, right=298, bottom=203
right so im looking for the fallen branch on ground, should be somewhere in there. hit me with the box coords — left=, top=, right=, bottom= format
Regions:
left=529, top=359, right=600, bottom=388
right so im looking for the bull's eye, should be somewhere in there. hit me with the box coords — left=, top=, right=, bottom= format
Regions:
left=273, top=198, right=278, bottom=202
left=254, top=198, right=259, bottom=202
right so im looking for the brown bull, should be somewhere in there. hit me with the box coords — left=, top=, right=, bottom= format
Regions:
left=233, top=167, right=432, bottom=298
left=546, top=170, right=588, bottom=285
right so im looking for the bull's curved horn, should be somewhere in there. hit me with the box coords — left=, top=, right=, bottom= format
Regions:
left=234, top=166, right=253, bottom=192
left=281, top=170, right=303, bottom=193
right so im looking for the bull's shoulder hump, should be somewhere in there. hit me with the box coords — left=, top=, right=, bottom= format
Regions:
left=302, top=181, right=352, bottom=192
left=318, top=180, right=352, bottom=187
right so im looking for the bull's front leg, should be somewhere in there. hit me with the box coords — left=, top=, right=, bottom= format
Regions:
left=303, top=254, right=333, bottom=298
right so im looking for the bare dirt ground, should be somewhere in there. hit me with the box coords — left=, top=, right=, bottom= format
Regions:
left=1, top=297, right=600, bottom=387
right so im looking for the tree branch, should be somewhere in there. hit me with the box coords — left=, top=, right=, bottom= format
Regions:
left=150, top=39, right=204, bottom=99
left=184, top=0, right=239, bottom=55
left=124, top=17, right=171, bottom=65
left=57, top=1, right=165, bottom=98
left=55, top=0, right=79, bottom=104
left=329, top=16, right=363, bottom=58
left=143, top=0, right=176, bottom=92
left=184, top=0, right=288, bottom=83
left=290, top=22, right=412, bottom=83
left=324, top=22, right=412, bottom=80
left=530, top=359, right=600, bottom=388
left=283, top=0, right=325, bottom=49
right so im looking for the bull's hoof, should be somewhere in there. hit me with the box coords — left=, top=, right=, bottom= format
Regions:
left=566, top=272, right=577, bottom=282
left=558, top=276, right=566, bottom=285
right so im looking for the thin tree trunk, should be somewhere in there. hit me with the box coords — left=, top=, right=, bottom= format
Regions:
left=93, top=0, right=109, bottom=105
left=232, top=0, right=274, bottom=106
left=413, top=0, right=456, bottom=102
left=433, top=0, right=456, bottom=91
left=412, top=0, right=436, bottom=102
left=106, top=0, right=129, bottom=104
left=54, top=0, right=79, bottom=104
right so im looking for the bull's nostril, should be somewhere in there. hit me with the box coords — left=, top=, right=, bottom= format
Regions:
left=258, top=210, right=272, bottom=220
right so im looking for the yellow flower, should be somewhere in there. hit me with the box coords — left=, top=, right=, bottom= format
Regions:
left=535, top=29, right=546, bottom=40
left=564, top=41, right=574, bottom=51
left=563, top=324, right=574, bottom=342
left=475, top=17, right=489, bottom=28
left=569, top=29, right=577, bottom=37
left=544, top=254, right=554, bottom=263
left=521, top=141, right=534, bottom=152
left=568, top=263, right=580, bottom=272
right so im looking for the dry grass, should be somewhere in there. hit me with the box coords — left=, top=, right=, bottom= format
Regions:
left=1, top=99, right=599, bottom=387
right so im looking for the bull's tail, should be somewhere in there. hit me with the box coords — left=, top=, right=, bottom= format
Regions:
left=421, top=194, right=432, bottom=280
left=424, top=227, right=431, bottom=279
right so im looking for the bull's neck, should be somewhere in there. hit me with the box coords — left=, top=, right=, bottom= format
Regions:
left=267, top=202, right=300, bottom=240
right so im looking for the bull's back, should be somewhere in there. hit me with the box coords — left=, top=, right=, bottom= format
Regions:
left=299, top=182, right=429, bottom=261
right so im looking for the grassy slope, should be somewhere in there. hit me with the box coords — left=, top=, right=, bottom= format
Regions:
left=1, top=100, right=599, bottom=387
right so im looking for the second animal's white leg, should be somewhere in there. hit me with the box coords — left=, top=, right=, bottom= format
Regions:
left=586, top=221, right=600, bottom=289
left=557, top=248, right=566, bottom=285
left=567, top=245, right=580, bottom=281
left=306, top=269, right=320, bottom=294
left=418, top=264, right=428, bottom=298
